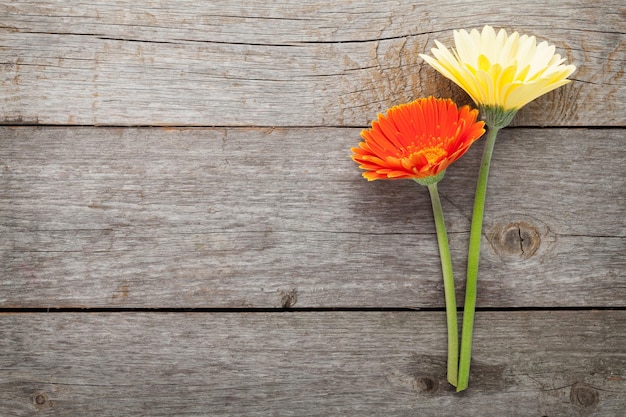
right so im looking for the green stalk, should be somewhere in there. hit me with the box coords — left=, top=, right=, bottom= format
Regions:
left=456, top=126, right=500, bottom=392
left=427, top=182, right=458, bottom=387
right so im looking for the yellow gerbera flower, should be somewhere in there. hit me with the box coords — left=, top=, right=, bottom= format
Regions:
left=420, top=25, right=576, bottom=127
left=419, top=26, right=577, bottom=392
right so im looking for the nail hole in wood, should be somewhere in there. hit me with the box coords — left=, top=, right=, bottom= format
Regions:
left=33, top=392, right=49, bottom=407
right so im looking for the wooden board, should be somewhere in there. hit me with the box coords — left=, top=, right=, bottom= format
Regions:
left=1, top=126, right=624, bottom=308
left=1, top=1, right=625, bottom=413
left=1, top=0, right=624, bottom=126
left=1, top=311, right=624, bottom=416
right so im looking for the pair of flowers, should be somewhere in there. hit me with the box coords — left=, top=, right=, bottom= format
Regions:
left=352, top=26, right=576, bottom=391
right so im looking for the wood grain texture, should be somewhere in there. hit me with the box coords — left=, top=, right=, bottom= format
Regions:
left=0, top=311, right=624, bottom=416
left=1, top=127, right=624, bottom=308
left=1, top=0, right=624, bottom=126
left=1, top=1, right=624, bottom=413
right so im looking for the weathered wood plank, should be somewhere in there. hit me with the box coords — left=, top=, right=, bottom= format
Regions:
left=1, top=127, right=624, bottom=308
left=0, top=311, right=624, bottom=416
left=1, top=1, right=623, bottom=126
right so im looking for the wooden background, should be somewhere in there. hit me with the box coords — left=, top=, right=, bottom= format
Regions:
left=1, top=1, right=624, bottom=415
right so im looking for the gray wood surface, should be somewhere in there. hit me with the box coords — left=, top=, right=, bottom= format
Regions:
left=1, top=127, right=624, bottom=309
left=1, top=1, right=625, bottom=414
left=1, top=311, right=624, bottom=416
left=1, top=0, right=624, bottom=126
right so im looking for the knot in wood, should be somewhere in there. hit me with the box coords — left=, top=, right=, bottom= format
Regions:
left=490, top=220, right=541, bottom=261
left=570, top=383, right=599, bottom=408
left=279, top=288, right=298, bottom=309
left=414, top=375, right=439, bottom=393
left=33, top=392, right=51, bottom=408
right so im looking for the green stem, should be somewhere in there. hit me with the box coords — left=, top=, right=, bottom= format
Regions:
left=427, top=182, right=458, bottom=387
left=456, top=126, right=500, bottom=392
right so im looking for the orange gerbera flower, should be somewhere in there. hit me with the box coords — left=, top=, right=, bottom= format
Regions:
left=352, top=97, right=485, bottom=182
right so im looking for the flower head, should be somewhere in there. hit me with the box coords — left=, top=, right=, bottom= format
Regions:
left=351, top=97, right=485, bottom=183
left=419, top=25, right=576, bottom=119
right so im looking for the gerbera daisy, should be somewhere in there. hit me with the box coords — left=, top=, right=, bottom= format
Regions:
left=420, top=25, right=576, bottom=128
left=351, top=96, right=485, bottom=387
left=421, top=26, right=576, bottom=392
left=351, top=96, right=485, bottom=183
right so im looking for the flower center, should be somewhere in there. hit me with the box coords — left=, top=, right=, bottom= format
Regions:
left=420, top=146, right=448, bottom=164
left=399, top=141, right=449, bottom=166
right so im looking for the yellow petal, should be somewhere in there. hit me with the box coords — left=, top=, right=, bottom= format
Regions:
left=420, top=25, right=577, bottom=113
